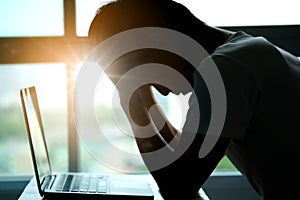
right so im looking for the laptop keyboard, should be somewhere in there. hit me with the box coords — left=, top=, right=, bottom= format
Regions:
left=52, top=174, right=108, bottom=193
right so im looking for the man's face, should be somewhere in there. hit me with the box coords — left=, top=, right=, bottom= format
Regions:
left=110, top=49, right=195, bottom=96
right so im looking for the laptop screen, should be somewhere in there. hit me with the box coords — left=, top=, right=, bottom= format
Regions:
left=20, top=87, right=51, bottom=188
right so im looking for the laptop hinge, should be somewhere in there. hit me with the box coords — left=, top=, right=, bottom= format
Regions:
left=41, top=174, right=56, bottom=191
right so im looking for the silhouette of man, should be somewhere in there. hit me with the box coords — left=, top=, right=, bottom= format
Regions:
left=88, top=0, right=300, bottom=199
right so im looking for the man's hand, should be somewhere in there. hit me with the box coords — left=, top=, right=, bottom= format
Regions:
left=118, top=84, right=179, bottom=152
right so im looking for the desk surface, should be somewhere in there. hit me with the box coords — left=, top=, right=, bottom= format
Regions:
left=18, top=175, right=210, bottom=200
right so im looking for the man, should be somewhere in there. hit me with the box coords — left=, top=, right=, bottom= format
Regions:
left=88, top=0, right=300, bottom=199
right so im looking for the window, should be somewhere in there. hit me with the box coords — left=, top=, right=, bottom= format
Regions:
left=0, top=0, right=299, bottom=178
left=0, top=64, right=67, bottom=174
left=76, top=0, right=300, bottom=37
left=0, top=0, right=64, bottom=37
left=174, top=0, right=300, bottom=27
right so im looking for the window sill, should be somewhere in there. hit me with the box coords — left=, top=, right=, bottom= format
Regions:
left=203, top=172, right=261, bottom=200
left=0, top=175, right=32, bottom=200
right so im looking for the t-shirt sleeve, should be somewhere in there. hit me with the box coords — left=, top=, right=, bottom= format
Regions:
left=182, top=55, right=259, bottom=140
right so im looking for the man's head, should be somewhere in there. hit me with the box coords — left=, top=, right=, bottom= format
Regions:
left=89, top=0, right=205, bottom=44
left=88, top=0, right=206, bottom=95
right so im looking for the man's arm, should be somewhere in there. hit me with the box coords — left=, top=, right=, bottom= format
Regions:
left=120, top=85, right=230, bottom=199
left=119, top=85, right=178, bottom=152
left=129, top=86, right=180, bottom=151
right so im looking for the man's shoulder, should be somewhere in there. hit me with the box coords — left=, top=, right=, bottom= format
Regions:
left=213, top=32, right=274, bottom=58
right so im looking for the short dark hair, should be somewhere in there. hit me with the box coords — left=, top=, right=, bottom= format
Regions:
left=88, top=0, right=205, bottom=44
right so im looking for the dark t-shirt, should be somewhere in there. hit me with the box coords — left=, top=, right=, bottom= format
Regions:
left=183, top=32, right=300, bottom=199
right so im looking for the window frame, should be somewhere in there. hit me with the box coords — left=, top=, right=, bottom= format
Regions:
left=0, top=0, right=300, bottom=198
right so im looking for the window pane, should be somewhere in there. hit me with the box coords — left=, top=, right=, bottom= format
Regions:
left=0, top=64, right=67, bottom=175
left=76, top=0, right=300, bottom=36
left=174, top=0, right=300, bottom=26
left=0, top=0, right=64, bottom=37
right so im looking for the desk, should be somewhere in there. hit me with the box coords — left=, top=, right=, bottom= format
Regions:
left=18, top=175, right=210, bottom=200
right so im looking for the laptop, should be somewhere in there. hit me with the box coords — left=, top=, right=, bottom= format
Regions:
left=20, top=86, right=154, bottom=200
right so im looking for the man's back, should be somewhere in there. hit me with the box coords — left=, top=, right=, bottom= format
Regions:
left=210, top=32, right=300, bottom=199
